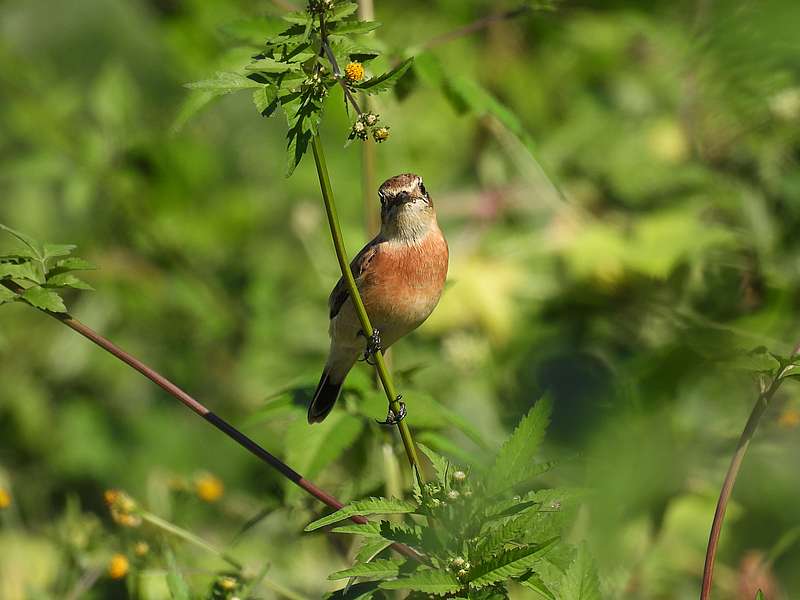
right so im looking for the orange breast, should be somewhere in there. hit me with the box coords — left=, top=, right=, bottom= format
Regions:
left=360, top=228, right=449, bottom=332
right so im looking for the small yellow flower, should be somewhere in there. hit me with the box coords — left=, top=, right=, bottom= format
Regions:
left=134, top=541, right=150, bottom=557
left=344, top=61, right=365, bottom=83
left=372, top=127, right=390, bottom=143
left=104, top=489, right=120, bottom=507
left=105, top=489, right=141, bottom=527
left=0, top=488, right=11, bottom=509
left=108, top=554, right=129, bottom=579
left=778, top=408, right=800, bottom=429
left=195, top=473, right=224, bottom=503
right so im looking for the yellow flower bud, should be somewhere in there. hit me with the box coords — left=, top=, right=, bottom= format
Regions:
left=0, top=488, right=10, bottom=509
left=195, top=473, right=224, bottom=503
left=372, top=127, right=390, bottom=143
left=108, top=554, right=129, bottom=579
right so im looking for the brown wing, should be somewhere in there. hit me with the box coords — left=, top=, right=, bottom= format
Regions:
left=328, top=237, right=381, bottom=319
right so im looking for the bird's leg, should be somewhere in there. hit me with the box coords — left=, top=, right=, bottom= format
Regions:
left=358, top=328, right=382, bottom=366
left=376, top=396, right=406, bottom=425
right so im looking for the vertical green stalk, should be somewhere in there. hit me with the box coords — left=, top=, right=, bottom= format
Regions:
left=310, top=133, right=423, bottom=478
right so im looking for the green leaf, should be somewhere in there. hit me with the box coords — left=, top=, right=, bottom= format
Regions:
left=379, top=569, right=462, bottom=594
left=330, top=21, right=382, bottom=35
left=171, top=90, right=221, bottom=133
left=305, top=497, right=419, bottom=531
left=325, top=581, right=382, bottom=600
left=518, top=572, right=557, bottom=600
left=755, top=590, right=766, bottom=600
left=0, top=223, right=43, bottom=259
left=253, top=86, right=279, bottom=117
left=355, top=538, right=392, bottom=564
left=164, top=546, right=191, bottom=600
left=0, top=285, right=17, bottom=305
left=331, top=521, right=383, bottom=537
left=485, top=397, right=552, bottom=494
left=184, top=72, right=262, bottom=92
left=46, top=273, right=94, bottom=290
left=245, top=57, right=299, bottom=74
left=329, top=558, right=405, bottom=581
left=327, top=2, right=358, bottom=22
left=378, top=521, right=423, bottom=548
left=417, top=443, right=450, bottom=482
left=560, top=545, right=601, bottom=600
left=218, top=16, right=288, bottom=46
left=50, top=257, right=95, bottom=275
left=20, top=287, right=67, bottom=313
left=728, top=347, right=781, bottom=373
left=468, top=539, right=557, bottom=588
left=355, top=58, right=413, bottom=95
left=42, top=243, right=76, bottom=261
left=0, top=261, right=43, bottom=283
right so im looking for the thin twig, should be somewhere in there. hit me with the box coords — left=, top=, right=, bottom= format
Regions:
left=0, top=279, right=421, bottom=562
left=700, top=345, right=800, bottom=599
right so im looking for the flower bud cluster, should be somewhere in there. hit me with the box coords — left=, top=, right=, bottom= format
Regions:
left=104, top=489, right=141, bottom=528
left=349, top=112, right=387, bottom=143
left=307, top=0, right=334, bottom=15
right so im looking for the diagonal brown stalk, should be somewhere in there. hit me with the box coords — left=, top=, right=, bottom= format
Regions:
left=700, top=345, right=800, bottom=599
left=0, top=279, right=421, bottom=562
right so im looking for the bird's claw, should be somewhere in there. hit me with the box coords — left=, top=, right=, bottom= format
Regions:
left=359, top=328, right=382, bottom=365
left=376, top=397, right=406, bottom=425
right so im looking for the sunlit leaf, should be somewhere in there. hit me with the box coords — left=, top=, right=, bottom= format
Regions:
left=305, top=497, right=419, bottom=531
left=20, top=287, right=67, bottom=313
left=329, top=558, right=405, bottom=580
left=355, top=58, right=413, bottom=95
left=468, top=540, right=557, bottom=588
left=379, top=569, right=461, bottom=594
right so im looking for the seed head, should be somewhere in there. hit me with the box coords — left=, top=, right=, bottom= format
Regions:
left=452, top=470, right=466, bottom=482
left=451, top=557, right=466, bottom=568
left=457, top=569, right=468, bottom=579
left=372, top=127, right=390, bottom=143
left=447, top=490, right=460, bottom=501
left=363, top=112, right=379, bottom=127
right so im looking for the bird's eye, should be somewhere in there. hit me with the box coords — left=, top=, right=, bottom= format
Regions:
left=419, top=182, right=427, bottom=197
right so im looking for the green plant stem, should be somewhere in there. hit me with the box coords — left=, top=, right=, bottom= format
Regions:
left=310, top=133, right=423, bottom=478
left=142, top=511, right=243, bottom=571
left=700, top=349, right=799, bottom=600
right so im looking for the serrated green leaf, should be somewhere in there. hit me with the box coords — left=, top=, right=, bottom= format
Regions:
left=518, top=572, right=557, bottom=600
left=485, top=397, right=552, bottom=494
left=378, top=521, right=423, bottom=549
left=245, top=57, right=299, bottom=74
left=329, top=558, right=405, bottom=581
left=185, top=72, right=262, bottom=92
left=379, top=569, right=462, bottom=594
left=42, top=243, right=76, bottom=261
left=325, top=580, right=382, bottom=600
left=355, top=58, right=413, bottom=95
left=331, top=522, right=383, bottom=537
left=0, top=223, right=43, bottom=259
left=21, top=287, right=66, bottom=313
left=328, top=2, right=358, bottom=22
left=164, top=546, right=191, bottom=600
left=0, top=261, right=43, bottom=283
left=417, top=443, right=450, bottom=483
left=45, top=273, right=93, bottom=290
left=560, top=545, right=601, bottom=600
left=355, top=538, right=392, bottom=564
left=253, top=86, right=279, bottom=117
left=50, top=257, right=95, bottom=275
left=305, top=497, right=419, bottom=531
left=330, top=20, right=382, bottom=35
left=468, top=539, right=557, bottom=588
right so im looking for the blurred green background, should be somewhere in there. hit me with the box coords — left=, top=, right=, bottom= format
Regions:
left=2, top=0, right=800, bottom=598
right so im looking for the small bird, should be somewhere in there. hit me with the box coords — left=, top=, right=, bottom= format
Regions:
left=308, top=173, right=449, bottom=423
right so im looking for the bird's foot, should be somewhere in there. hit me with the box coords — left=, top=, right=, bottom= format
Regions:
left=358, top=328, right=382, bottom=365
left=376, top=396, right=406, bottom=425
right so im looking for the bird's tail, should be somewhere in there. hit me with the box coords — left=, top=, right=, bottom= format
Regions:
left=307, top=369, right=343, bottom=424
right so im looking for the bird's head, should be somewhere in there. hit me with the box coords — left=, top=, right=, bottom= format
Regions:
left=378, top=173, right=436, bottom=242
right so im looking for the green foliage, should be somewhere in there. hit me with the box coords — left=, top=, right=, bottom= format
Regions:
left=0, top=224, right=94, bottom=313
left=183, top=1, right=413, bottom=176
left=312, top=403, right=576, bottom=597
